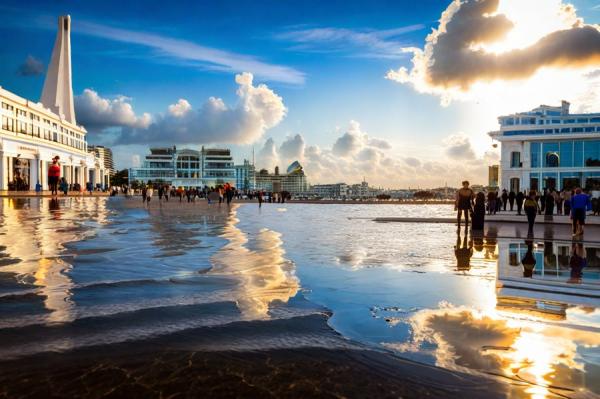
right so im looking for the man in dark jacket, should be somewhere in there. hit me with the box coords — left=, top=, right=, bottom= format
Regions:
left=508, top=190, right=516, bottom=211
left=501, top=189, right=508, bottom=211
left=516, top=191, right=525, bottom=215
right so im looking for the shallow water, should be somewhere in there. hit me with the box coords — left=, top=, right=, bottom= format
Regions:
left=0, top=197, right=598, bottom=398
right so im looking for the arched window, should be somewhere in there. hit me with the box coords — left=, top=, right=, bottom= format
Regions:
left=546, top=152, right=559, bottom=167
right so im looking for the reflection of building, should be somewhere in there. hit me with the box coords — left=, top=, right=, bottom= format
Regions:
left=0, top=16, right=108, bottom=190
left=488, top=165, right=499, bottom=188
left=129, top=146, right=235, bottom=187
left=234, top=159, right=255, bottom=191
left=254, top=162, right=308, bottom=194
left=88, top=145, right=114, bottom=176
left=489, top=101, right=600, bottom=192
left=496, top=238, right=600, bottom=305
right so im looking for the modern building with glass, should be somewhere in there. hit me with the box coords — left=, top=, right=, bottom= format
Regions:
left=489, top=101, right=600, bottom=192
left=234, top=159, right=256, bottom=191
left=254, top=161, right=309, bottom=194
left=129, top=146, right=235, bottom=188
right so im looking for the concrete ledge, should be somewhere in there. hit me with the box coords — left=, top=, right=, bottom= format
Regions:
left=0, top=190, right=109, bottom=197
left=373, top=215, right=600, bottom=226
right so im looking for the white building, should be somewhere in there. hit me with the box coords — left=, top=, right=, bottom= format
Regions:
left=489, top=101, right=600, bottom=193
left=254, top=162, right=309, bottom=195
left=312, top=183, right=349, bottom=198
left=129, top=146, right=236, bottom=188
left=0, top=15, right=108, bottom=191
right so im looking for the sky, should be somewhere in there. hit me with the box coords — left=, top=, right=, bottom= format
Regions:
left=1, top=0, right=599, bottom=188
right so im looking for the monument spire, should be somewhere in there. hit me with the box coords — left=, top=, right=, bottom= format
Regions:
left=40, top=15, right=76, bottom=125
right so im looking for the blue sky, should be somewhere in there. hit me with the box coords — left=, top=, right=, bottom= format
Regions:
left=1, top=0, right=599, bottom=187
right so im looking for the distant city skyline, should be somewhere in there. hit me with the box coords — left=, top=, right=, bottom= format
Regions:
left=1, top=0, right=599, bottom=188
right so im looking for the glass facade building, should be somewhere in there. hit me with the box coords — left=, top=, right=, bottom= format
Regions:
left=489, top=101, right=600, bottom=192
left=129, top=146, right=235, bottom=187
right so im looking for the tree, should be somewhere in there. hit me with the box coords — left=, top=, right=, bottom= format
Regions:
left=110, top=169, right=129, bottom=186
left=413, top=190, right=435, bottom=200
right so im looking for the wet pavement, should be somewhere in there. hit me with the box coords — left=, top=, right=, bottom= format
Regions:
left=0, top=198, right=597, bottom=398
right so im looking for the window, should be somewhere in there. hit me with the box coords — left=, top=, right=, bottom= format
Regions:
left=564, top=119, right=575, bottom=124
left=560, top=141, right=573, bottom=167
left=585, top=127, right=595, bottom=132
left=573, top=127, right=583, bottom=132
left=577, top=118, right=589, bottom=123
left=546, top=152, right=559, bottom=167
left=530, top=142, right=541, bottom=168
left=584, top=141, right=600, bottom=167
left=510, top=151, right=521, bottom=168
left=551, top=119, right=561, bottom=124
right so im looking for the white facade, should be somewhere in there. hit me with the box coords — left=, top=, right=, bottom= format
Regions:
left=129, top=146, right=236, bottom=188
left=489, top=101, right=600, bottom=192
left=0, top=15, right=108, bottom=191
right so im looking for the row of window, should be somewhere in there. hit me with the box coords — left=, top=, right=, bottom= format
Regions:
left=529, top=140, right=600, bottom=168
left=1, top=116, right=86, bottom=150
left=501, top=116, right=600, bottom=126
left=504, top=126, right=600, bottom=136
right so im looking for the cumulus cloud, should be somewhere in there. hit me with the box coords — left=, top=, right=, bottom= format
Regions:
left=16, top=55, right=44, bottom=76
left=77, top=72, right=286, bottom=146
left=75, top=89, right=152, bottom=130
left=387, top=0, right=600, bottom=105
left=443, top=133, right=477, bottom=160
left=256, top=123, right=497, bottom=187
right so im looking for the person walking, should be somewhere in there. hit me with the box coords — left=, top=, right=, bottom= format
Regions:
left=563, top=189, right=572, bottom=216
left=571, top=188, right=591, bottom=237
left=258, top=190, right=264, bottom=208
left=545, top=189, right=555, bottom=216
left=141, top=186, right=147, bottom=203
left=508, top=190, right=516, bottom=211
left=501, top=189, right=508, bottom=211
left=146, top=184, right=154, bottom=205
left=455, top=181, right=474, bottom=230
left=487, top=190, right=496, bottom=215
left=516, top=191, right=525, bottom=215
left=164, top=185, right=169, bottom=202
left=60, top=177, right=68, bottom=196
left=158, top=186, right=164, bottom=202
left=524, top=191, right=539, bottom=236
left=48, top=156, right=61, bottom=196
left=472, top=192, right=486, bottom=231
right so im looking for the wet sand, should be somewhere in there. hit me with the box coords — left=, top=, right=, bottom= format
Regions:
left=0, top=314, right=525, bottom=399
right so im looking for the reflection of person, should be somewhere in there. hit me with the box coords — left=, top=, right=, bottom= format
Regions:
left=568, top=242, right=587, bottom=284
left=521, top=240, right=536, bottom=277
left=48, top=156, right=61, bottom=196
left=455, top=230, right=473, bottom=271
left=455, top=181, right=474, bottom=230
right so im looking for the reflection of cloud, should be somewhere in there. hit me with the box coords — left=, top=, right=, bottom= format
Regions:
left=210, top=205, right=299, bottom=319
left=385, top=306, right=598, bottom=396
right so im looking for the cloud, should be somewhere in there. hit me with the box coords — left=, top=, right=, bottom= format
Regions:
left=75, top=89, right=152, bottom=130
left=279, top=134, right=305, bottom=160
left=75, top=20, right=304, bottom=84
left=78, top=72, right=286, bottom=146
left=256, top=123, right=497, bottom=188
left=387, top=0, right=600, bottom=104
left=443, top=133, right=477, bottom=160
left=275, top=24, right=424, bottom=59
left=16, top=55, right=44, bottom=76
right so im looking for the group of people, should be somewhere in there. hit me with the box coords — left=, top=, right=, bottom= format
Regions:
left=456, top=181, right=593, bottom=237
left=136, top=181, right=290, bottom=208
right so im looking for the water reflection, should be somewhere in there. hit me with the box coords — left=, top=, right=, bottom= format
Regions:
left=0, top=197, right=109, bottom=324
left=210, top=204, right=299, bottom=319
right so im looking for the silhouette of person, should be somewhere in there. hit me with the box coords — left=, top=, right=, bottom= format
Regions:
left=455, top=230, right=473, bottom=271
left=521, top=240, right=536, bottom=277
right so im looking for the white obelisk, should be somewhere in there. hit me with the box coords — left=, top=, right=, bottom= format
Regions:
left=41, top=15, right=76, bottom=125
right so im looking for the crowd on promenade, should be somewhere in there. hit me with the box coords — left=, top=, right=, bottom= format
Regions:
left=123, top=181, right=291, bottom=208
left=455, top=181, right=594, bottom=237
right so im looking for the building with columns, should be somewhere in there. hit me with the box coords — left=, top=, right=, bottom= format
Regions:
left=0, top=15, right=108, bottom=191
